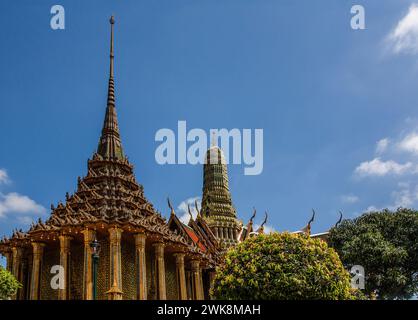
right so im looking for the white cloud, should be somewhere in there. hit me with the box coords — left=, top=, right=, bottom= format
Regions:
left=254, top=224, right=276, bottom=234
left=364, top=205, right=382, bottom=213
left=387, top=4, right=418, bottom=54
left=354, top=157, right=413, bottom=177
left=376, top=138, right=390, bottom=154
left=0, top=169, right=9, bottom=184
left=17, top=216, right=35, bottom=226
left=398, top=132, right=418, bottom=154
left=391, top=182, right=418, bottom=208
left=357, top=129, right=418, bottom=211
left=364, top=182, right=418, bottom=212
left=341, top=194, right=359, bottom=204
left=0, top=192, right=46, bottom=218
left=177, top=196, right=201, bottom=224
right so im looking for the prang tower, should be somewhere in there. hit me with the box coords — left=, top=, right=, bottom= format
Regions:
left=200, top=144, right=241, bottom=248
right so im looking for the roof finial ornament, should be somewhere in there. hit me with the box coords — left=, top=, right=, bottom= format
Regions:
left=167, top=197, right=175, bottom=216
left=301, top=209, right=316, bottom=236
left=194, top=200, right=201, bottom=218
left=250, top=207, right=256, bottom=223
left=187, top=204, right=194, bottom=223
left=335, top=210, right=343, bottom=228
left=261, top=211, right=268, bottom=227
left=309, top=209, right=316, bottom=225
left=257, top=211, right=268, bottom=234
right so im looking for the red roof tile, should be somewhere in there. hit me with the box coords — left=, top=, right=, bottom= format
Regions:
left=184, top=226, right=207, bottom=252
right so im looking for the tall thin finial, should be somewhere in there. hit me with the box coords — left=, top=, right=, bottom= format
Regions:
left=211, top=131, right=217, bottom=147
left=109, top=15, right=115, bottom=78
left=97, top=15, right=124, bottom=159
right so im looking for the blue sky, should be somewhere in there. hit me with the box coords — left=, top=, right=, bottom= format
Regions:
left=2, top=0, right=418, bottom=266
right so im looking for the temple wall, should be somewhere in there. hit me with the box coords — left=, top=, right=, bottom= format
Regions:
left=40, top=247, right=59, bottom=300
left=146, top=249, right=156, bottom=299
left=121, top=240, right=135, bottom=300
left=18, top=240, right=193, bottom=300
left=165, top=254, right=178, bottom=300
left=97, top=239, right=110, bottom=300
left=24, top=253, right=33, bottom=300
left=70, top=242, right=83, bottom=300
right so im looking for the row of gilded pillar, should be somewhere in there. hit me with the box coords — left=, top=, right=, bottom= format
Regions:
left=213, top=226, right=237, bottom=240
left=4, top=226, right=206, bottom=300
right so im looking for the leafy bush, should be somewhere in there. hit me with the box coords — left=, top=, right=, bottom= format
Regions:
left=0, top=266, right=21, bottom=300
left=328, top=208, right=418, bottom=299
left=211, top=232, right=354, bottom=300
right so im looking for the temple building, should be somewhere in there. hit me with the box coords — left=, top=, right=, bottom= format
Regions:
left=0, top=17, right=219, bottom=300
left=0, top=16, right=335, bottom=301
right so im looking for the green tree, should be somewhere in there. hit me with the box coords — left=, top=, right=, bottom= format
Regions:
left=211, top=232, right=355, bottom=300
left=328, top=208, right=418, bottom=300
left=0, top=266, right=21, bottom=300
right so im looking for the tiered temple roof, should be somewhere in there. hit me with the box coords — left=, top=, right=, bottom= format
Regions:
left=0, top=16, right=217, bottom=267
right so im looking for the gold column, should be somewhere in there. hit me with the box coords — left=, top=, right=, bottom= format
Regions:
left=153, top=242, right=166, bottom=300
left=81, top=228, right=95, bottom=300
left=58, top=235, right=72, bottom=300
left=106, top=226, right=123, bottom=300
left=30, top=242, right=45, bottom=300
left=174, top=253, right=187, bottom=300
left=134, top=232, right=147, bottom=300
left=190, top=259, right=203, bottom=300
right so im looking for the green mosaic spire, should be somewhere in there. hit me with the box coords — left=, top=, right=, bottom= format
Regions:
left=201, top=145, right=240, bottom=247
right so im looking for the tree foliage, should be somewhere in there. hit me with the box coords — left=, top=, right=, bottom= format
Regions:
left=211, top=232, right=354, bottom=300
left=328, top=208, right=418, bottom=300
left=0, top=266, right=21, bottom=300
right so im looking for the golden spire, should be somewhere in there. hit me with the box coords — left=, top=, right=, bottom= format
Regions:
left=97, top=15, right=124, bottom=160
